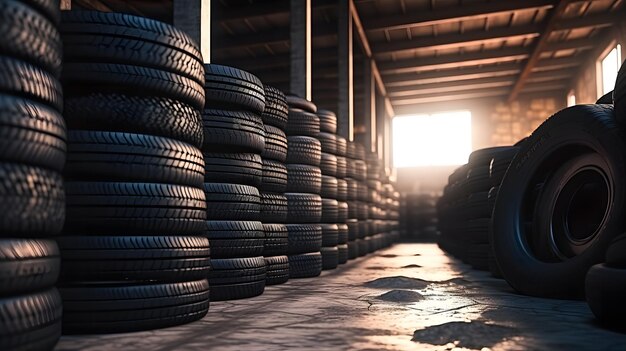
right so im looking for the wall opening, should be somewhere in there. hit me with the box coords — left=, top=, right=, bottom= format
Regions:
left=392, top=110, right=472, bottom=168
left=599, top=44, right=622, bottom=98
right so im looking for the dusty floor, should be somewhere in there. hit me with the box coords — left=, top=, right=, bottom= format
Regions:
left=56, top=243, right=626, bottom=351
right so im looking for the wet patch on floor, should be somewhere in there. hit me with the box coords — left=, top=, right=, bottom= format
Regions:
left=366, top=266, right=386, bottom=270
left=364, top=276, right=430, bottom=289
left=401, top=264, right=422, bottom=269
left=411, top=321, right=517, bottom=349
left=376, top=290, right=425, bottom=303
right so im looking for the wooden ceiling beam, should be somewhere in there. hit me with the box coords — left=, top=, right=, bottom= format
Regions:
left=215, top=25, right=335, bottom=51
left=387, top=76, right=516, bottom=96
left=390, top=88, right=509, bottom=106
left=382, top=63, right=522, bottom=87
left=216, top=0, right=338, bottom=22
left=533, top=56, right=582, bottom=71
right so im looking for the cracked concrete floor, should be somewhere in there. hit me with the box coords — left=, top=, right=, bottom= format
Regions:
left=55, top=243, right=626, bottom=351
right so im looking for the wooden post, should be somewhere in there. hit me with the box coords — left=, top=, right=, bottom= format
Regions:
left=290, top=0, right=312, bottom=100
left=363, top=58, right=376, bottom=152
left=174, top=0, right=211, bottom=63
left=60, top=0, right=71, bottom=10
left=338, top=0, right=354, bottom=140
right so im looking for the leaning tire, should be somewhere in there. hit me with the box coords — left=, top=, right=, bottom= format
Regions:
left=585, top=263, right=626, bottom=328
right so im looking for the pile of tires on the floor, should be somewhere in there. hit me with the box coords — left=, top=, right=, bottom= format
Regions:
left=60, top=11, right=210, bottom=333
left=0, top=1, right=64, bottom=349
left=401, top=193, right=438, bottom=242
left=439, top=61, right=626, bottom=330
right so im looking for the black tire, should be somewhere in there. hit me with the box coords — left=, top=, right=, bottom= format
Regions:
left=318, top=132, right=337, bottom=154
left=289, top=252, right=322, bottom=278
left=317, top=109, right=337, bottom=134
left=204, top=64, right=265, bottom=114
left=321, top=198, right=339, bottom=223
left=58, top=235, right=211, bottom=281
left=321, top=223, right=339, bottom=247
left=209, top=257, right=266, bottom=301
left=286, top=224, right=322, bottom=255
left=265, top=255, right=289, bottom=285
left=321, top=175, right=338, bottom=199
left=203, top=183, right=260, bottom=221
left=0, top=288, right=62, bottom=351
left=286, top=108, right=320, bottom=137
left=491, top=105, right=626, bottom=298
left=60, top=280, right=209, bottom=333
left=347, top=241, right=357, bottom=259
left=261, top=159, right=288, bottom=193
left=320, top=152, right=338, bottom=177
left=262, top=85, right=288, bottom=129
left=0, top=95, right=66, bottom=172
left=262, top=125, right=288, bottom=162
left=286, top=95, right=316, bottom=113
left=0, top=0, right=62, bottom=76
left=202, top=109, right=265, bottom=153
left=596, top=91, right=613, bottom=104
left=0, top=239, right=59, bottom=295
left=337, top=244, right=348, bottom=264
left=285, top=193, right=322, bottom=223
left=337, top=223, right=348, bottom=244
left=606, top=233, right=626, bottom=267
left=336, top=156, right=347, bottom=179
left=22, top=0, right=61, bottom=24
left=204, top=221, right=264, bottom=259
left=62, top=62, right=205, bottom=111
left=65, top=181, right=206, bottom=235
left=346, top=219, right=358, bottom=241
left=336, top=178, right=348, bottom=201
left=335, top=136, right=347, bottom=157
left=357, top=238, right=368, bottom=257
left=614, top=62, right=625, bottom=122
left=321, top=246, right=338, bottom=270
left=0, top=164, right=64, bottom=237
left=585, top=263, right=626, bottom=327
left=66, top=130, right=204, bottom=187
left=64, top=93, right=203, bottom=148
left=260, top=192, right=288, bottom=223
left=286, top=136, right=321, bottom=166
left=0, top=56, right=63, bottom=111
left=203, top=152, right=262, bottom=186
left=286, top=164, right=321, bottom=194
left=263, top=223, right=288, bottom=256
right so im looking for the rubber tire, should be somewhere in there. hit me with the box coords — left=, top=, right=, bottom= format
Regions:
left=286, top=95, right=316, bottom=113
left=260, top=192, right=288, bottom=223
left=337, top=223, right=349, bottom=244
left=66, top=130, right=204, bottom=187
left=58, top=235, right=210, bottom=282
left=286, top=224, right=322, bottom=255
left=0, top=164, right=64, bottom=237
left=585, top=263, right=626, bottom=328
left=204, top=221, right=264, bottom=259
left=337, top=244, right=348, bottom=264
left=203, top=183, right=260, bottom=221
left=614, top=61, right=625, bottom=123
left=317, top=109, right=337, bottom=134
left=321, top=246, right=338, bottom=270
left=286, top=108, right=320, bottom=137
left=204, top=64, right=265, bottom=113
left=262, top=85, right=288, bottom=129
left=288, top=252, right=322, bottom=278
left=320, top=153, right=338, bottom=177
left=286, top=136, right=321, bottom=166
left=318, top=132, right=337, bottom=154
left=336, top=179, right=348, bottom=201
left=285, top=193, right=322, bottom=224
left=65, top=181, right=206, bottom=235
left=201, top=109, right=265, bottom=153
left=0, top=239, right=59, bottom=295
left=209, top=257, right=266, bottom=301
left=321, top=175, right=338, bottom=199
left=320, top=223, right=339, bottom=247
left=286, top=164, right=322, bottom=194
left=491, top=105, right=626, bottom=298
left=321, top=198, right=339, bottom=224
left=60, top=280, right=209, bottom=333
left=265, top=255, right=289, bottom=285
left=0, top=288, right=62, bottom=351
left=64, top=93, right=203, bottom=148
left=0, top=94, right=66, bottom=172
left=203, top=152, right=262, bottom=186
left=0, top=56, right=62, bottom=111
left=263, top=223, right=288, bottom=257
left=260, top=159, right=288, bottom=193
left=347, top=240, right=358, bottom=259
left=262, top=125, right=287, bottom=162
left=336, top=136, right=347, bottom=157
left=596, top=91, right=613, bottom=104
left=605, top=233, right=626, bottom=267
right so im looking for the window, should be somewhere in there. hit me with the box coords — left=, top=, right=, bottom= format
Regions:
left=567, top=91, right=576, bottom=107
left=599, top=44, right=622, bottom=98
left=392, top=111, right=472, bottom=167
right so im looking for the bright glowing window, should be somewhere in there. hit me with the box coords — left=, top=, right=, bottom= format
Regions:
left=567, top=91, right=576, bottom=107
left=392, top=111, right=472, bottom=167
left=599, top=44, right=622, bottom=98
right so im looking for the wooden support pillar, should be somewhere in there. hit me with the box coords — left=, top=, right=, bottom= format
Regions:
left=383, top=111, right=392, bottom=172
left=60, top=0, right=71, bottom=10
left=290, top=0, right=312, bottom=100
left=363, top=58, right=376, bottom=153
left=338, top=0, right=354, bottom=140
left=376, top=89, right=385, bottom=158
left=174, top=0, right=211, bottom=63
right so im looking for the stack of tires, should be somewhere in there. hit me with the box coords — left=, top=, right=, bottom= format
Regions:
left=318, top=109, right=343, bottom=269
left=260, top=86, right=290, bottom=285
left=202, top=64, right=267, bottom=300
left=365, top=152, right=383, bottom=251
left=0, top=1, right=64, bottom=348
left=285, top=96, right=323, bottom=278
left=60, top=11, right=210, bottom=333
left=381, top=179, right=401, bottom=247
left=346, top=142, right=369, bottom=256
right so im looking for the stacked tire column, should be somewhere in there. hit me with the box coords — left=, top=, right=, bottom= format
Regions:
left=285, top=96, right=323, bottom=278
left=260, top=86, right=290, bottom=285
left=202, top=64, right=267, bottom=300
left=0, top=0, right=64, bottom=348
left=346, top=142, right=369, bottom=257
left=318, top=109, right=342, bottom=269
left=60, top=11, right=210, bottom=333
left=366, top=152, right=383, bottom=252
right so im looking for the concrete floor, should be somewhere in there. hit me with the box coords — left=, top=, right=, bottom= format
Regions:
left=56, top=243, right=626, bottom=351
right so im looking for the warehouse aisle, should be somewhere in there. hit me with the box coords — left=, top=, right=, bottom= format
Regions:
left=55, top=244, right=626, bottom=351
